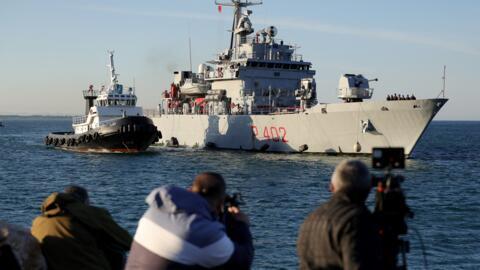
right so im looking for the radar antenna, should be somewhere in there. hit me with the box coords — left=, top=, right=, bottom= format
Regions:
left=215, top=0, right=262, bottom=56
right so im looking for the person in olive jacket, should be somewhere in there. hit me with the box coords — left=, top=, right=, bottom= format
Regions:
left=31, top=185, right=132, bottom=270
left=297, top=160, right=382, bottom=270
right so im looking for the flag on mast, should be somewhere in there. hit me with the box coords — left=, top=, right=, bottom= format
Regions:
left=218, top=5, right=222, bottom=13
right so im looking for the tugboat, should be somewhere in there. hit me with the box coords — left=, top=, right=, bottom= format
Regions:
left=45, top=51, right=161, bottom=153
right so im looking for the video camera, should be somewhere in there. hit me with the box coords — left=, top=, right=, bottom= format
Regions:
left=371, top=148, right=413, bottom=270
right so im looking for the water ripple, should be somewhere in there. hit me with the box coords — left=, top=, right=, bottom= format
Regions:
left=0, top=117, right=479, bottom=269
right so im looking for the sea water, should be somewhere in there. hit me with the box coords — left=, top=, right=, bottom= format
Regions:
left=0, top=117, right=479, bottom=269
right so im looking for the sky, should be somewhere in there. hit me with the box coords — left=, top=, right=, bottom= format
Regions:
left=1, top=0, right=479, bottom=120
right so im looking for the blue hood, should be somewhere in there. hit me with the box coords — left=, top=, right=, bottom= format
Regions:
left=145, top=185, right=213, bottom=220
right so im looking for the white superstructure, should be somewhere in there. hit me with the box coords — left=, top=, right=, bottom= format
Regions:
left=149, top=0, right=447, bottom=155
left=73, top=51, right=143, bottom=134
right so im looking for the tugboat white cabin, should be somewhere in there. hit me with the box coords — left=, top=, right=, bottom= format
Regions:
left=45, top=51, right=159, bottom=152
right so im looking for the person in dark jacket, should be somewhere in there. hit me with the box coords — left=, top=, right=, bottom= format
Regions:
left=31, top=185, right=132, bottom=270
left=297, top=160, right=382, bottom=270
left=126, top=172, right=254, bottom=270
left=0, top=220, right=46, bottom=270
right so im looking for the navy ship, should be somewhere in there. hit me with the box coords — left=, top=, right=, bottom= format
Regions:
left=148, top=0, right=447, bottom=155
left=45, top=51, right=161, bottom=153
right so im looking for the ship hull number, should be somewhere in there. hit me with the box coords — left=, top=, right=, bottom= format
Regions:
left=251, top=125, right=288, bottom=143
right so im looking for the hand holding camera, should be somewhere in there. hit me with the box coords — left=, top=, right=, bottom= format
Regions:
left=223, top=193, right=250, bottom=225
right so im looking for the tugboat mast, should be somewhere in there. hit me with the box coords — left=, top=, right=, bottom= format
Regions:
left=107, top=50, right=119, bottom=91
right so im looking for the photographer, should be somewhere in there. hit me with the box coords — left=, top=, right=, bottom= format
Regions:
left=297, top=160, right=382, bottom=270
left=126, top=172, right=253, bottom=270
left=31, top=185, right=132, bottom=270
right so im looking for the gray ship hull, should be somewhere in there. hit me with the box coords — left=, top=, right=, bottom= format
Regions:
left=150, top=98, right=447, bottom=155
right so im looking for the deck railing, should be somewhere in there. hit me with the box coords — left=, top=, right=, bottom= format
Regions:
left=72, top=115, right=87, bottom=125
left=82, top=90, right=100, bottom=98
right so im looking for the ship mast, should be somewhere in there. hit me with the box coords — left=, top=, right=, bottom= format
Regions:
left=441, top=65, right=446, bottom=98
left=438, top=65, right=446, bottom=98
left=107, top=50, right=119, bottom=91
left=215, top=0, right=262, bottom=57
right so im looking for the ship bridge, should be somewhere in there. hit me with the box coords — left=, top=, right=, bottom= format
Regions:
left=160, top=0, right=317, bottom=116
left=209, top=0, right=316, bottom=113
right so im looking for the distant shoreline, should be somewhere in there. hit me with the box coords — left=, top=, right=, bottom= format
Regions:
left=0, top=115, right=478, bottom=122
left=0, top=115, right=74, bottom=118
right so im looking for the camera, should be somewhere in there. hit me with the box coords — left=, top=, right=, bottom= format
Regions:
left=372, top=147, right=405, bottom=169
left=221, top=193, right=246, bottom=235
left=224, top=192, right=244, bottom=209
left=371, top=148, right=413, bottom=270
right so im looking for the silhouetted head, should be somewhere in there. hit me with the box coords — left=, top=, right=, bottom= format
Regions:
left=64, top=185, right=90, bottom=205
left=191, top=172, right=226, bottom=214
left=330, top=160, right=371, bottom=202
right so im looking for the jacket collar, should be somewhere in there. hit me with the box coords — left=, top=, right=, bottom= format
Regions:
left=331, top=190, right=368, bottom=205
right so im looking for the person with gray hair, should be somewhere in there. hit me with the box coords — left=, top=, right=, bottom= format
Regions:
left=297, top=159, right=382, bottom=270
